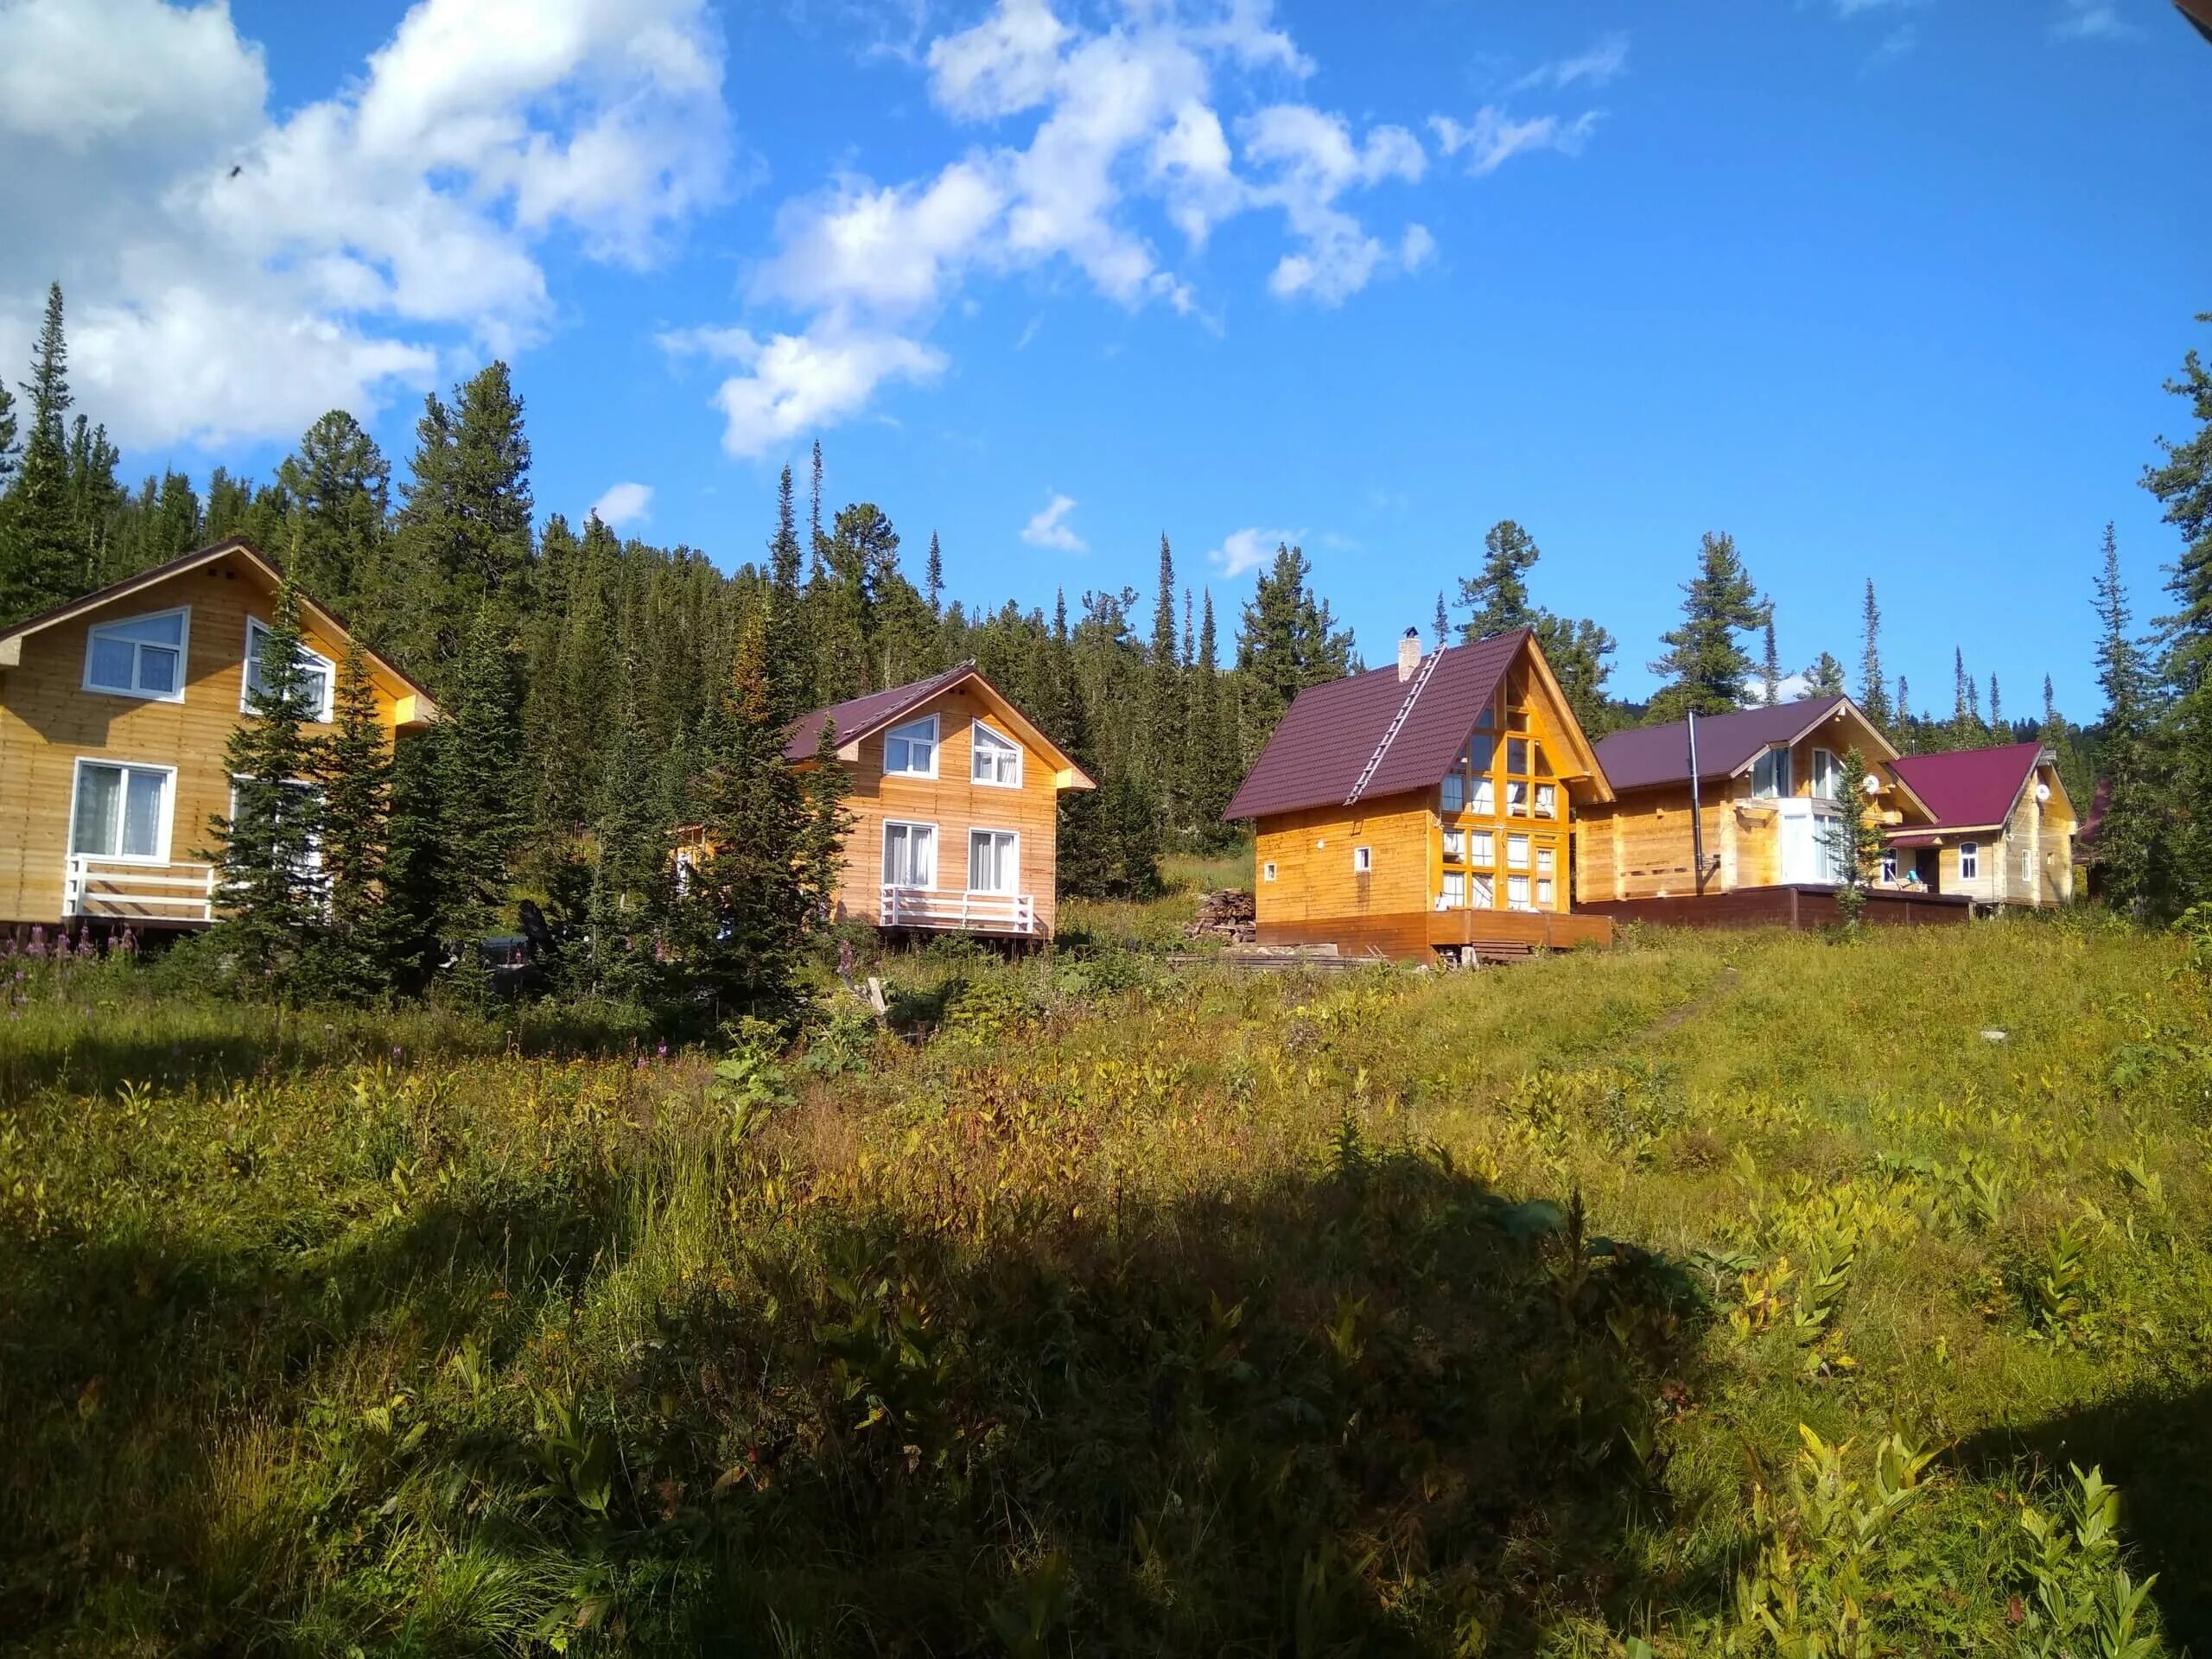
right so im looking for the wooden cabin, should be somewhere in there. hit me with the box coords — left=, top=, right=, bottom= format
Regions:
left=774, top=664, right=1094, bottom=940
left=1225, top=628, right=1617, bottom=962
left=0, top=538, right=435, bottom=933
left=1882, top=743, right=2076, bottom=906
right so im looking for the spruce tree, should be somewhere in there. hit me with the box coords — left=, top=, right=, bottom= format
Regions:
left=437, top=606, right=527, bottom=957
left=1455, top=520, right=1540, bottom=639
left=0, top=283, right=81, bottom=623
left=1181, top=588, right=1233, bottom=841
left=1804, top=652, right=1846, bottom=697
left=312, top=639, right=392, bottom=1000
left=766, top=466, right=810, bottom=721
left=1147, top=533, right=1182, bottom=828
left=2091, top=523, right=2166, bottom=918
left=1859, top=579, right=1891, bottom=728
left=279, top=410, right=390, bottom=613
left=1760, top=616, right=1781, bottom=707
left=1534, top=615, right=1619, bottom=737
left=925, top=531, right=944, bottom=616
left=64, top=416, right=123, bottom=585
left=1235, top=542, right=1353, bottom=762
left=0, top=375, right=16, bottom=493
left=206, top=580, right=326, bottom=989
left=2142, top=311, right=2212, bottom=906
left=1988, top=673, right=2002, bottom=734
left=1433, top=590, right=1449, bottom=648
left=1823, top=745, right=1878, bottom=929
left=582, top=688, right=673, bottom=1001
left=801, top=716, right=855, bottom=924
left=1645, top=531, right=1769, bottom=721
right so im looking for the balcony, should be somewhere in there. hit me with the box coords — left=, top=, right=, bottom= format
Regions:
left=64, top=855, right=217, bottom=926
left=879, top=885, right=1039, bottom=935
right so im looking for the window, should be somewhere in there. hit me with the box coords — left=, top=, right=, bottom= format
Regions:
left=70, top=760, right=171, bottom=861
left=1475, top=706, right=1494, bottom=729
left=1440, top=871, right=1466, bottom=909
left=1535, top=844, right=1556, bottom=877
left=85, top=608, right=188, bottom=702
left=1752, top=747, right=1793, bottom=800
left=969, top=829, right=1018, bottom=893
left=227, top=778, right=325, bottom=877
left=1467, top=734, right=1496, bottom=774
left=1440, top=771, right=1465, bottom=813
left=1353, top=845, right=1372, bottom=874
left=2022, top=848, right=2037, bottom=885
left=1506, top=833, right=1529, bottom=870
left=1470, top=830, right=1495, bottom=867
left=1506, top=779, right=1529, bottom=817
left=882, top=821, right=937, bottom=887
left=1507, top=738, right=1530, bottom=775
left=1536, top=878, right=1554, bottom=907
left=970, top=722, right=1022, bottom=786
left=1534, top=784, right=1558, bottom=820
left=884, top=716, right=938, bottom=778
left=1469, top=874, right=1495, bottom=908
left=1879, top=847, right=1897, bottom=883
left=1262, top=861, right=1278, bottom=883
left=1471, top=776, right=1496, bottom=814
left=242, top=618, right=334, bottom=721
left=1507, top=874, right=1533, bottom=911
left=1442, top=828, right=1466, bottom=861
left=1809, top=747, right=1842, bottom=801
left=1959, top=841, right=1980, bottom=880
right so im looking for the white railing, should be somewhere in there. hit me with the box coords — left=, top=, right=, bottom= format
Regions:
left=879, top=885, right=1038, bottom=935
left=64, top=855, right=217, bottom=925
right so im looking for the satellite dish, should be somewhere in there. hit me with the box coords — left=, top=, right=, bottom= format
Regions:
left=1862, top=774, right=1883, bottom=796
left=2035, top=783, right=2051, bottom=802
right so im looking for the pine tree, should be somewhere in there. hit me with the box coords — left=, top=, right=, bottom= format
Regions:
left=447, top=363, right=534, bottom=607
left=766, top=465, right=810, bottom=721
left=1988, top=673, right=2002, bottom=734
left=801, top=715, right=855, bottom=924
left=1534, top=614, right=1619, bottom=738
left=1646, top=531, right=1769, bottom=721
left=64, top=416, right=123, bottom=585
left=1804, top=652, right=1846, bottom=697
left=2143, top=311, right=2212, bottom=906
left=2091, top=523, right=2166, bottom=918
left=437, top=606, right=527, bottom=957
left=925, top=531, right=944, bottom=616
left=811, top=501, right=891, bottom=702
left=1823, top=745, right=1878, bottom=929
left=205, top=579, right=326, bottom=989
left=1859, top=579, right=1891, bottom=729
left=1760, top=615, right=1781, bottom=707
left=1147, top=533, right=1182, bottom=826
left=312, top=639, right=392, bottom=1000
left=0, top=283, right=81, bottom=623
left=279, top=410, right=390, bottom=613
left=1235, top=542, right=1354, bottom=763
left=1181, top=588, right=1233, bottom=842
left=1433, top=590, right=1449, bottom=648
left=582, top=688, right=673, bottom=1001
left=1455, top=520, right=1540, bottom=639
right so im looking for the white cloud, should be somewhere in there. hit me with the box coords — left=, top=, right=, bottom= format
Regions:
left=2050, top=0, right=2134, bottom=39
left=1431, top=107, right=1601, bottom=176
left=682, top=0, right=1432, bottom=452
left=664, top=322, right=948, bottom=458
left=1020, top=491, right=1087, bottom=552
left=1209, top=525, right=1304, bottom=578
left=0, top=0, right=730, bottom=448
left=1510, top=33, right=1629, bottom=92
left=589, top=480, right=654, bottom=528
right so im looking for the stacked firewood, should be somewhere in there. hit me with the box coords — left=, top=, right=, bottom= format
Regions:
left=1186, top=887, right=1257, bottom=943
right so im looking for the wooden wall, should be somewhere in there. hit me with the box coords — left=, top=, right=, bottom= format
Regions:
left=0, top=558, right=403, bottom=926
left=1579, top=886, right=1971, bottom=931
left=829, top=680, right=1066, bottom=936
left=1254, top=791, right=1432, bottom=936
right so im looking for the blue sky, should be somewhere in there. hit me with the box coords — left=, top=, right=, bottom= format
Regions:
left=2, top=0, right=2205, bottom=717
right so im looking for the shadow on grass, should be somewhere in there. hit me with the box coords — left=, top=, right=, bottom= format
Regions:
left=1957, top=1382, right=2212, bottom=1654
left=1, top=1142, right=1718, bottom=1654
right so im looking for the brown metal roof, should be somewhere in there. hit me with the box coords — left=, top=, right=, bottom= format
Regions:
left=783, top=662, right=1094, bottom=787
left=1592, top=696, right=1851, bottom=792
left=1224, top=631, right=1530, bottom=820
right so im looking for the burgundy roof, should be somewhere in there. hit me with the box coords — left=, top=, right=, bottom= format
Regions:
left=783, top=664, right=976, bottom=761
left=1224, top=631, right=1529, bottom=820
left=1885, top=743, right=2044, bottom=832
left=1592, top=696, right=1849, bottom=792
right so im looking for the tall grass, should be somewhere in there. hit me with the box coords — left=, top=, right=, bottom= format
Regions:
left=2, top=912, right=2207, bottom=1654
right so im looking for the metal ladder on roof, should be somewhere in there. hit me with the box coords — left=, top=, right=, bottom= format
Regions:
left=1344, top=646, right=1443, bottom=805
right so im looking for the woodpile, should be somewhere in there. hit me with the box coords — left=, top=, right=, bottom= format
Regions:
left=1186, top=887, right=1257, bottom=943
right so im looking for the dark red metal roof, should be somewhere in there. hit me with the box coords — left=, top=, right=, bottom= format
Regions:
left=1885, top=743, right=2044, bottom=832
left=1224, top=631, right=1528, bottom=820
left=1592, top=696, right=1849, bottom=792
left=783, top=663, right=978, bottom=761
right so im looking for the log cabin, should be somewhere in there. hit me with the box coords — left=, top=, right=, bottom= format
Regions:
left=1225, top=628, right=1617, bottom=962
left=0, top=538, right=436, bottom=934
left=1881, top=743, right=2076, bottom=906
left=750, top=663, right=1095, bottom=941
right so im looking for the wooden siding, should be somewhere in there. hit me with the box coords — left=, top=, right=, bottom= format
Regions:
left=827, top=680, right=1066, bottom=937
left=1254, top=791, right=1432, bottom=935
left=1580, top=886, right=1971, bottom=931
left=0, top=558, right=404, bottom=926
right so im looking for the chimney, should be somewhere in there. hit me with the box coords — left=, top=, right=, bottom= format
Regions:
left=1397, top=627, right=1421, bottom=683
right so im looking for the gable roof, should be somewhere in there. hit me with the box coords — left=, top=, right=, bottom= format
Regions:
left=1224, top=630, right=1609, bottom=821
left=1592, top=696, right=1863, bottom=792
left=783, top=662, right=1095, bottom=786
left=1885, top=742, right=2050, bottom=833
left=0, top=537, right=437, bottom=720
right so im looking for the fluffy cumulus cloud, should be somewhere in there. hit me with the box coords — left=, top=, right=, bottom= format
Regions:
left=681, top=0, right=1441, bottom=457
left=1020, top=492, right=1086, bottom=553
left=1209, top=525, right=1303, bottom=578
left=0, top=0, right=730, bottom=448
left=588, top=480, right=654, bottom=528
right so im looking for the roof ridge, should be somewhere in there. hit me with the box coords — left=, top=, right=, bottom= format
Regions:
left=1344, top=645, right=1443, bottom=806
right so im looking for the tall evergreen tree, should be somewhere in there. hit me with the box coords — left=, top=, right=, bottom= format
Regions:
left=2091, top=523, right=2166, bottom=917
left=1804, top=652, right=1847, bottom=697
left=437, top=607, right=528, bottom=954
left=582, top=687, right=673, bottom=1001
left=925, top=531, right=944, bottom=616
left=64, top=416, right=123, bottom=584
left=1433, top=589, right=1449, bottom=648
left=2143, top=311, right=2212, bottom=906
left=1181, top=588, right=1233, bottom=842
left=1760, top=615, right=1781, bottom=707
left=0, top=283, right=81, bottom=623
left=1988, top=673, right=2002, bottom=733
left=313, top=639, right=392, bottom=1001
left=1534, top=614, right=1620, bottom=738
left=279, top=410, right=390, bottom=613
left=1645, top=531, right=1769, bottom=721
left=1859, top=579, right=1891, bottom=728
left=1235, top=542, right=1354, bottom=765
left=0, top=375, right=16, bottom=493
left=766, top=464, right=810, bottom=721
left=1147, top=533, right=1183, bottom=821
left=1455, top=520, right=1540, bottom=638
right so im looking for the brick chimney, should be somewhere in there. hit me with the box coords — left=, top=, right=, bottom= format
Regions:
left=1397, top=627, right=1421, bottom=683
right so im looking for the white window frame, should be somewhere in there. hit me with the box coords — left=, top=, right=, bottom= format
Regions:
left=67, top=757, right=176, bottom=865
left=242, top=617, right=335, bottom=722
left=1506, top=779, right=1530, bottom=817
left=1752, top=746, right=1793, bottom=801
left=2022, top=846, right=2037, bottom=885
left=969, top=721, right=1023, bottom=788
left=1507, top=874, right=1534, bottom=912
left=1809, top=747, right=1842, bottom=801
left=1353, top=845, right=1372, bottom=874
left=1536, top=877, right=1555, bottom=908
left=1959, top=841, right=1980, bottom=881
left=1506, top=833, right=1530, bottom=871
left=1879, top=847, right=1897, bottom=884
left=82, top=606, right=190, bottom=703
left=1534, top=783, right=1558, bottom=820
left=883, top=715, right=939, bottom=779
left=1535, top=844, right=1556, bottom=877
left=1470, top=830, right=1496, bottom=868
left=1440, top=870, right=1467, bottom=910
left=1262, top=861, right=1278, bottom=883
left=1470, top=873, right=1495, bottom=908
left=881, top=818, right=938, bottom=888
left=967, top=827, right=1020, bottom=894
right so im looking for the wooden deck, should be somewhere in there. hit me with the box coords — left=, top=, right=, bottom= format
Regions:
left=1577, top=884, right=1971, bottom=931
left=1256, top=906, right=1613, bottom=963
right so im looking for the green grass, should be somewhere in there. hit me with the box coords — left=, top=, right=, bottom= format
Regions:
left=3, top=912, right=2209, bottom=1655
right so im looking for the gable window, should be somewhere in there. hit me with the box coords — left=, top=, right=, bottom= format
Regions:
left=84, top=608, right=188, bottom=702
left=1262, top=861, right=1278, bottom=883
left=1471, top=775, right=1496, bottom=814
left=1809, top=747, right=1842, bottom=801
left=1534, top=783, right=1558, bottom=820
left=969, top=829, right=1018, bottom=893
left=243, top=619, right=334, bottom=721
left=70, top=760, right=171, bottom=862
left=970, top=721, right=1022, bottom=786
left=1353, top=845, right=1372, bottom=874
left=884, top=715, right=938, bottom=778
left=1440, top=870, right=1466, bottom=909
left=1468, top=734, right=1496, bottom=774
left=882, top=820, right=937, bottom=887
left=1879, top=847, right=1897, bottom=883
left=1959, top=841, right=1980, bottom=881
left=1507, top=738, right=1530, bottom=775
left=1506, top=779, right=1529, bottom=817
left=1752, top=746, right=1793, bottom=801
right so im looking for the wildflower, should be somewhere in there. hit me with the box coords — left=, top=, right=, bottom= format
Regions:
left=657, top=1041, right=670, bottom=1059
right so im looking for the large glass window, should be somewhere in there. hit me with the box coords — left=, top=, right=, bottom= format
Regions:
left=1752, top=746, right=1793, bottom=800
left=969, top=829, right=1018, bottom=893
left=85, top=609, right=187, bottom=701
left=71, top=761, right=169, bottom=861
left=243, top=619, right=334, bottom=721
left=1506, top=834, right=1530, bottom=871
left=1440, top=771, right=1465, bottom=813
left=1440, top=871, right=1466, bottom=909
left=1470, top=830, right=1495, bottom=867
left=1534, top=783, right=1558, bottom=819
left=1469, top=874, right=1495, bottom=908
left=884, top=716, right=938, bottom=778
left=1809, top=747, right=1842, bottom=801
left=1471, top=776, right=1496, bottom=813
left=971, top=722, right=1022, bottom=786
left=882, top=821, right=936, bottom=886
left=1442, top=828, right=1466, bottom=861
left=1507, top=874, right=1533, bottom=911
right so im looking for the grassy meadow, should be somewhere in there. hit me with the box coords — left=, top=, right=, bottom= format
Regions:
left=3, top=865, right=2209, bottom=1656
